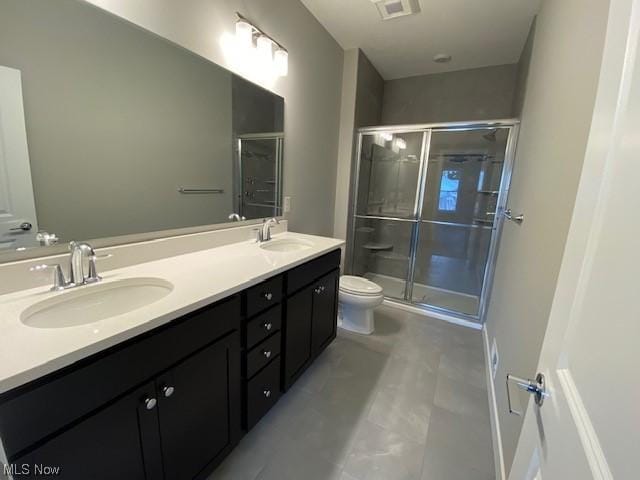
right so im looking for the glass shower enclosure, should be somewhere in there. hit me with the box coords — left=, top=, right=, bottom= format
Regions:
left=347, top=121, right=518, bottom=322
left=236, top=133, right=284, bottom=219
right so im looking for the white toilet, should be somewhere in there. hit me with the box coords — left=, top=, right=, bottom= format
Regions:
left=338, top=275, right=384, bottom=335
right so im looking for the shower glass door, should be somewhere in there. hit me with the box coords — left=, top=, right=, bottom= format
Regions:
left=411, top=128, right=510, bottom=316
left=349, top=122, right=516, bottom=320
left=351, top=131, right=425, bottom=301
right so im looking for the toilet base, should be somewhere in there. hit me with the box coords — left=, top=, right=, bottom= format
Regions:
left=338, top=303, right=375, bottom=335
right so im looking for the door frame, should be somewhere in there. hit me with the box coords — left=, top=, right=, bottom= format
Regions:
left=346, top=119, right=520, bottom=324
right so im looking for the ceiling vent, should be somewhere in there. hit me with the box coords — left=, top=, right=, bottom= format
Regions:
left=370, top=0, right=421, bottom=20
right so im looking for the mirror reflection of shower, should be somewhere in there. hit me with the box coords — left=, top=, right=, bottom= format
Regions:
left=236, top=133, right=284, bottom=219
left=348, top=122, right=517, bottom=322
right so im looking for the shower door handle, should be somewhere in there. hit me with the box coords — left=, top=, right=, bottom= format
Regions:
left=503, top=209, right=524, bottom=224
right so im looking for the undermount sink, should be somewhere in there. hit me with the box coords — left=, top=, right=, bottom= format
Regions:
left=260, top=238, right=314, bottom=253
left=21, top=277, right=174, bottom=329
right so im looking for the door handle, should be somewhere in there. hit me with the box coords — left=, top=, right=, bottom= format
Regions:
left=503, top=209, right=524, bottom=224
left=506, top=373, right=548, bottom=416
left=10, top=222, right=32, bottom=232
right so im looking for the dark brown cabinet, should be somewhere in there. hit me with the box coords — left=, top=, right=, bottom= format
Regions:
left=0, top=249, right=341, bottom=479
left=16, top=382, right=158, bottom=480
left=284, top=285, right=314, bottom=383
left=311, top=270, right=339, bottom=353
left=283, top=250, right=341, bottom=390
left=156, top=335, right=238, bottom=480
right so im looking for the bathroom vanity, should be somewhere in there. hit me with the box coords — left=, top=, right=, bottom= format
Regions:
left=0, top=233, right=342, bottom=479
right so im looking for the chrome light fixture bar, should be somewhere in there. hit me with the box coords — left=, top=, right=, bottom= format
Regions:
left=235, top=13, right=288, bottom=76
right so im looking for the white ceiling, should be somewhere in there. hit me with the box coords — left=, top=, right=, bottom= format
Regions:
left=300, top=0, right=541, bottom=79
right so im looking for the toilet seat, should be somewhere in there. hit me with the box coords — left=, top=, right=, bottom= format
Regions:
left=339, top=275, right=383, bottom=296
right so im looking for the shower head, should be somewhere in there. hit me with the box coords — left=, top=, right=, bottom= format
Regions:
left=483, top=129, right=498, bottom=142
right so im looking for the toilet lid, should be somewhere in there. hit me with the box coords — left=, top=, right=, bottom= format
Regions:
left=339, top=275, right=383, bottom=296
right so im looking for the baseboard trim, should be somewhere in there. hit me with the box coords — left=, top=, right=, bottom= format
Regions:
left=482, top=326, right=506, bottom=480
left=382, top=298, right=482, bottom=330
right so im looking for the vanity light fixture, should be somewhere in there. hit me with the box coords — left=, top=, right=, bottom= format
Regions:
left=234, top=13, right=288, bottom=77
left=235, top=19, right=253, bottom=49
left=274, top=48, right=289, bottom=76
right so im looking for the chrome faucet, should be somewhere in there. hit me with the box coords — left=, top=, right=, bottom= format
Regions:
left=228, top=213, right=246, bottom=222
left=30, top=241, right=111, bottom=291
left=258, top=218, right=280, bottom=243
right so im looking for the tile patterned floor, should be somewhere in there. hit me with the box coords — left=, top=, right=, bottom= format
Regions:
left=211, top=304, right=495, bottom=480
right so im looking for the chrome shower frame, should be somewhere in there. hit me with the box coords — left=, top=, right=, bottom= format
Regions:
left=346, top=119, right=520, bottom=324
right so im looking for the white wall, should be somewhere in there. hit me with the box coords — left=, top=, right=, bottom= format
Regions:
left=484, top=0, right=611, bottom=474
left=85, top=0, right=344, bottom=236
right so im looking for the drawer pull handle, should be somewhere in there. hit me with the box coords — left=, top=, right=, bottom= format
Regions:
left=263, top=390, right=271, bottom=398
left=263, top=350, right=272, bottom=359
left=263, top=292, right=273, bottom=301
left=314, top=287, right=321, bottom=294
left=162, top=386, right=175, bottom=398
left=144, top=397, right=157, bottom=410
left=315, top=285, right=326, bottom=294
left=264, top=322, right=273, bottom=331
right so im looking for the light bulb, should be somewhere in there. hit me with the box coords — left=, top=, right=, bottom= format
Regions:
left=274, top=48, right=288, bottom=76
left=256, top=35, right=273, bottom=64
left=393, top=138, right=407, bottom=150
left=235, top=20, right=253, bottom=49
left=380, top=132, right=393, bottom=142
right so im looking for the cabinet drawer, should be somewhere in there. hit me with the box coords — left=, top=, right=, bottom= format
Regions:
left=246, top=358, right=281, bottom=429
left=246, top=275, right=283, bottom=317
left=246, top=305, right=282, bottom=349
left=286, top=249, right=341, bottom=295
left=246, top=333, right=281, bottom=379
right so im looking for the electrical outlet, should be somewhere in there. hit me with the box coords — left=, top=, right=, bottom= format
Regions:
left=283, top=196, right=291, bottom=213
left=490, top=338, right=499, bottom=380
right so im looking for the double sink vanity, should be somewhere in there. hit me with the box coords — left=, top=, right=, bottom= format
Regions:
left=0, top=231, right=344, bottom=479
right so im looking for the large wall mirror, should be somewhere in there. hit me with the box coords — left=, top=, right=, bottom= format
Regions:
left=0, top=0, right=284, bottom=256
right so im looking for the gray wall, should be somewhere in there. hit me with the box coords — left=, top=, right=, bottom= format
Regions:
left=354, top=52, right=385, bottom=128
left=512, top=18, right=537, bottom=118
left=82, top=0, right=344, bottom=237
left=484, top=0, right=611, bottom=473
left=333, top=49, right=384, bottom=243
left=381, top=64, right=518, bottom=125
left=0, top=0, right=235, bottom=241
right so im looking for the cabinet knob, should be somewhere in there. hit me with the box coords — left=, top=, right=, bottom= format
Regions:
left=263, top=350, right=272, bottom=359
left=263, top=390, right=271, bottom=398
left=314, top=287, right=321, bottom=294
left=263, top=292, right=273, bottom=301
left=144, top=397, right=157, bottom=410
left=162, top=386, right=175, bottom=398
left=264, top=322, right=273, bottom=331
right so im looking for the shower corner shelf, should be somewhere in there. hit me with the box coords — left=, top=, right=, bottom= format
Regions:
left=372, top=251, right=408, bottom=262
left=362, top=243, right=393, bottom=251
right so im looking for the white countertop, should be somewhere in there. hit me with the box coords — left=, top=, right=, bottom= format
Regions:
left=0, top=232, right=344, bottom=395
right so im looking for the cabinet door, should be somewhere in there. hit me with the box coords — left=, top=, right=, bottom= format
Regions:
left=156, top=333, right=240, bottom=480
left=311, top=269, right=339, bottom=354
left=284, top=285, right=313, bottom=385
left=15, top=382, right=162, bottom=480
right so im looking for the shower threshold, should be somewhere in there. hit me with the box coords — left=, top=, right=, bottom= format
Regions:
left=363, top=272, right=480, bottom=317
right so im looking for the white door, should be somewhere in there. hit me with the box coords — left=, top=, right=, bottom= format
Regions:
left=509, top=0, right=639, bottom=478
left=0, top=65, right=38, bottom=249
